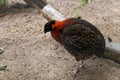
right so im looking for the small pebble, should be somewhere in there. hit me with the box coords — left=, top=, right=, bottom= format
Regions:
left=0, top=48, right=4, bottom=54
left=0, top=65, right=7, bottom=71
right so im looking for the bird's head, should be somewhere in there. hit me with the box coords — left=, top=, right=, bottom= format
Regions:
left=44, top=19, right=70, bottom=34
left=44, top=20, right=55, bottom=33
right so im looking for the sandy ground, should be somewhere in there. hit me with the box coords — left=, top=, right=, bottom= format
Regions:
left=0, top=0, right=120, bottom=80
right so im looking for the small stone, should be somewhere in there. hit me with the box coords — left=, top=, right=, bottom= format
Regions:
left=0, top=48, right=4, bottom=54
left=0, top=65, right=7, bottom=71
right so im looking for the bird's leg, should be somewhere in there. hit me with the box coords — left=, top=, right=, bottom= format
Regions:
left=80, top=55, right=85, bottom=68
left=76, top=61, right=81, bottom=70
left=74, top=57, right=85, bottom=79
left=69, top=61, right=80, bottom=75
left=66, top=61, right=80, bottom=75
left=72, top=61, right=80, bottom=78
left=80, top=58, right=84, bottom=68
left=75, top=61, right=81, bottom=74
left=74, top=56, right=84, bottom=73
left=75, top=59, right=84, bottom=74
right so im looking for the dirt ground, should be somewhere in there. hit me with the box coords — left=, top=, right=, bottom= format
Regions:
left=0, top=0, right=120, bottom=80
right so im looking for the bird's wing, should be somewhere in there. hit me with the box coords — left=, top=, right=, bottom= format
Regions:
left=61, top=19, right=105, bottom=55
left=62, top=24, right=94, bottom=51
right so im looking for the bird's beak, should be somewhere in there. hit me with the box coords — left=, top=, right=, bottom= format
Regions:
left=44, top=29, right=49, bottom=34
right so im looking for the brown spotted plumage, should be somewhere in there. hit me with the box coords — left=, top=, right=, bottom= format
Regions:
left=44, top=17, right=105, bottom=69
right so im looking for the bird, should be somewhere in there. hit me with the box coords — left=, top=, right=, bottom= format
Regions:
left=44, top=17, right=105, bottom=71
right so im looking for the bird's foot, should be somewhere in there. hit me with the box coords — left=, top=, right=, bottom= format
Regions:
left=74, top=64, right=85, bottom=78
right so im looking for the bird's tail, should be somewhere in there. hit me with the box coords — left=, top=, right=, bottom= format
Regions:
left=102, top=51, right=120, bottom=64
